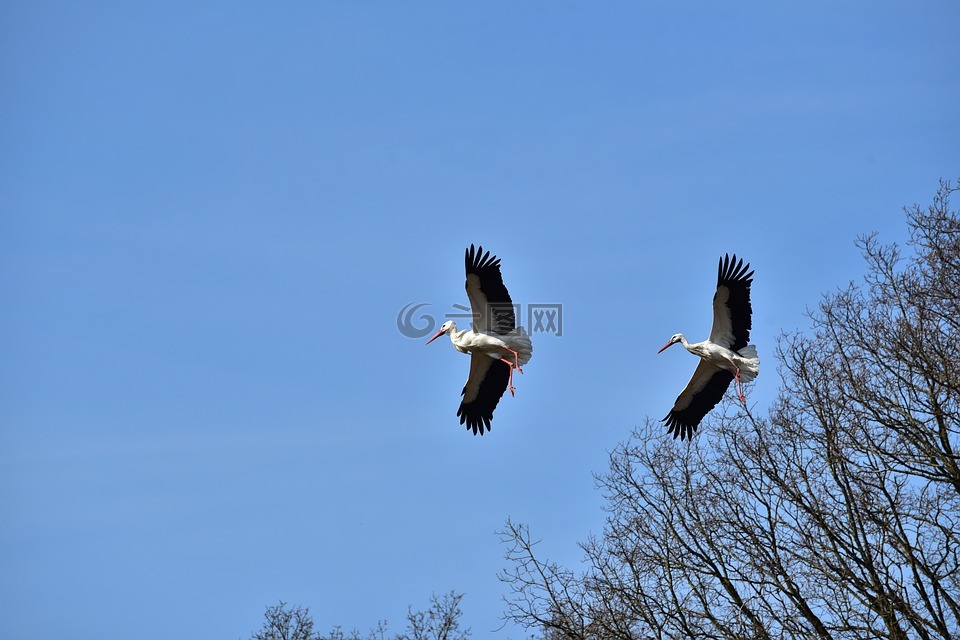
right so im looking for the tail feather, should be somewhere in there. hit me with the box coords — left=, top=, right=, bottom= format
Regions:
left=508, top=327, right=533, bottom=366
left=737, top=344, right=760, bottom=380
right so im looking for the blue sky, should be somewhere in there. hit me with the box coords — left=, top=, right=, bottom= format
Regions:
left=2, top=2, right=958, bottom=638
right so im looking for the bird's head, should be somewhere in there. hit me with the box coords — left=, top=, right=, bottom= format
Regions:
left=425, top=320, right=457, bottom=345
left=657, top=333, right=684, bottom=354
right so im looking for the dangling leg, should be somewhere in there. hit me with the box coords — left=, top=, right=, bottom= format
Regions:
left=500, top=358, right=518, bottom=396
left=735, top=367, right=746, bottom=403
left=502, top=347, right=523, bottom=374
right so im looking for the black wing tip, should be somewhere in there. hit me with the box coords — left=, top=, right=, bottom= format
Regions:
left=465, top=243, right=502, bottom=272
left=661, top=413, right=699, bottom=441
left=661, top=367, right=736, bottom=441
left=457, top=409, right=491, bottom=435
left=456, top=358, right=509, bottom=436
left=718, top=253, right=754, bottom=285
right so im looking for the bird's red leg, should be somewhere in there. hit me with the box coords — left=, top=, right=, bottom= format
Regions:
left=500, top=358, right=517, bottom=396
left=735, top=368, right=746, bottom=403
left=503, top=347, right=523, bottom=373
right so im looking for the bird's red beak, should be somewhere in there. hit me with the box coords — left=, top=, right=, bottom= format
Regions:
left=425, top=329, right=445, bottom=345
left=657, top=340, right=675, bottom=354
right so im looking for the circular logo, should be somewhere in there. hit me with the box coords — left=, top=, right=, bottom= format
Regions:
left=397, top=302, right=435, bottom=338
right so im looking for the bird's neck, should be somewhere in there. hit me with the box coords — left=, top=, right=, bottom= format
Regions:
left=682, top=336, right=711, bottom=358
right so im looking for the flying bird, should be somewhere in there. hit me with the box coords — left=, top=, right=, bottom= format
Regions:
left=426, top=244, right=533, bottom=435
left=657, top=254, right=760, bottom=440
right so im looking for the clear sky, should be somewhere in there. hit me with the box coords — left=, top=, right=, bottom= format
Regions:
left=2, top=2, right=958, bottom=638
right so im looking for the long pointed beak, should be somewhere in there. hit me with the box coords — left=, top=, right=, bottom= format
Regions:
left=657, top=340, right=675, bottom=354
left=425, top=329, right=445, bottom=345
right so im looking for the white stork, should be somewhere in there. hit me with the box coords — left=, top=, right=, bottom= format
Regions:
left=657, top=254, right=760, bottom=440
left=426, top=244, right=533, bottom=435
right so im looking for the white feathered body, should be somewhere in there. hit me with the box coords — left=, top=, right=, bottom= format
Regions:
left=683, top=336, right=759, bottom=380
left=448, top=324, right=533, bottom=366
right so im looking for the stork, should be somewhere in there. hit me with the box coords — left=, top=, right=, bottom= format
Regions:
left=657, top=254, right=760, bottom=440
left=426, top=244, right=533, bottom=435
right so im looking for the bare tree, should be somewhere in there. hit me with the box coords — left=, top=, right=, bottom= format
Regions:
left=250, top=592, right=469, bottom=640
left=252, top=602, right=320, bottom=640
left=500, top=180, right=960, bottom=640
left=396, top=591, right=471, bottom=640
